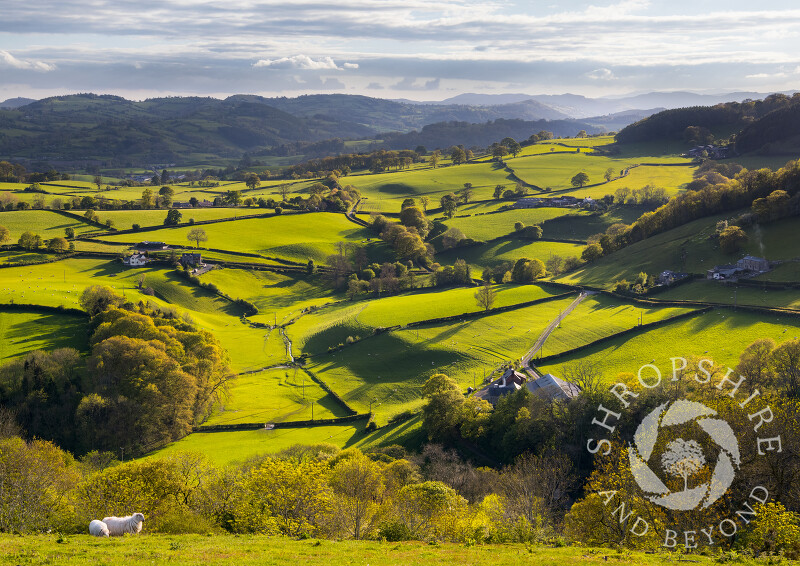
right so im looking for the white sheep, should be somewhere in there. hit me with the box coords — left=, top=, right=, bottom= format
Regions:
left=88, top=519, right=109, bottom=537
left=101, top=513, right=145, bottom=536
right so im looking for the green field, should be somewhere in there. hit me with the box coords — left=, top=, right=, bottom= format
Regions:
left=537, top=308, right=800, bottom=383
left=286, top=283, right=563, bottom=354
left=441, top=208, right=581, bottom=241
left=95, top=208, right=270, bottom=230
left=348, top=162, right=514, bottom=210
left=437, top=239, right=585, bottom=271
left=538, top=206, right=648, bottom=241
left=205, top=367, right=348, bottom=426
left=657, top=279, right=800, bottom=309
left=202, top=268, right=336, bottom=324
left=0, top=310, right=89, bottom=362
left=305, top=294, right=693, bottom=421
left=100, top=213, right=377, bottom=263
left=154, top=425, right=364, bottom=464
left=0, top=210, right=96, bottom=240
left=508, top=151, right=692, bottom=193
left=0, top=534, right=741, bottom=566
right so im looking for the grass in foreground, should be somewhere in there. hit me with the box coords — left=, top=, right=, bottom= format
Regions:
left=0, top=534, right=768, bottom=566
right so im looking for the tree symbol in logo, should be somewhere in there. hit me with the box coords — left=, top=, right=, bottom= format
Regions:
left=628, top=399, right=740, bottom=511
left=661, top=439, right=706, bottom=492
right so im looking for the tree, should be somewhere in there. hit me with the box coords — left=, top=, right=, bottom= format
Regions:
left=158, top=185, right=174, bottom=207
left=581, top=243, right=603, bottom=262
left=422, top=373, right=464, bottom=441
left=80, top=285, right=125, bottom=316
left=47, top=237, right=69, bottom=253
left=474, top=278, right=496, bottom=311
left=164, top=209, right=182, bottom=226
left=511, top=258, right=545, bottom=282
left=244, top=172, right=261, bottom=191
left=718, top=225, right=747, bottom=254
left=440, top=193, right=458, bottom=219
left=420, top=196, right=429, bottom=212
left=604, top=167, right=615, bottom=182
left=93, top=175, right=103, bottom=190
left=278, top=184, right=291, bottom=202
left=429, top=150, right=441, bottom=169
left=161, top=169, right=169, bottom=184
left=545, top=255, right=563, bottom=275
left=493, top=185, right=505, bottom=199
left=223, top=190, right=242, bottom=206
left=492, top=145, right=509, bottom=160
left=189, top=197, right=199, bottom=207
left=501, top=137, right=521, bottom=157
left=571, top=172, right=590, bottom=188
left=329, top=452, right=383, bottom=539
left=450, top=147, right=466, bottom=165
left=614, top=186, right=631, bottom=205
left=187, top=228, right=208, bottom=249
left=64, top=227, right=75, bottom=239
left=141, top=188, right=154, bottom=209
left=458, top=183, right=473, bottom=204
left=18, top=231, right=40, bottom=250
left=0, top=225, right=9, bottom=244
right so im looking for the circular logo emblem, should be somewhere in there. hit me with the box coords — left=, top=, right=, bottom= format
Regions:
left=628, top=399, right=741, bottom=511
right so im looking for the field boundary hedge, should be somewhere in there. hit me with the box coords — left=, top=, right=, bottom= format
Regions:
left=193, top=412, right=368, bottom=432
left=532, top=306, right=712, bottom=364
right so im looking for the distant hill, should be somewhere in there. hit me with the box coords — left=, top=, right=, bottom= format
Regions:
left=615, top=94, right=800, bottom=144
left=735, top=102, right=800, bottom=154
left=379, top=118, right=602, bottom=151
left=0, top=97, right=35, bottom=109
left=0, top=93, right=375, bottom=165
left=262, top=93, right=571, bottom=131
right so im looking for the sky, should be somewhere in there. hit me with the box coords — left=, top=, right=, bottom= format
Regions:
left=2, top=0, right=800, bottom=102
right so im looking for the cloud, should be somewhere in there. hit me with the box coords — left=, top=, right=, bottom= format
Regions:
left=253, top=55, right=356, bottom=70
left=586, top=68, right=615, bottom=81
left=0, top=50, right=55, bottom=72
left=366, top=82, right=384, bottom=90
left=391, top=77, right=441, bottom=90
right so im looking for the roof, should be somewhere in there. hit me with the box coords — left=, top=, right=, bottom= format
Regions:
left=526, top=373, right=581, bottom=401
left=740, top=255, right=767, bottom=262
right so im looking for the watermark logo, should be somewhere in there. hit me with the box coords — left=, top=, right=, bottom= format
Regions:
left=586, top=356, right=783, bottom=548
left=629, top=399, right=740, bottom=511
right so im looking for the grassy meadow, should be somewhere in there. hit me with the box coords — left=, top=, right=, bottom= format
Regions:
left=0, top=534, right=750, bottom=566
left=100, top=213, right=378, bottom=263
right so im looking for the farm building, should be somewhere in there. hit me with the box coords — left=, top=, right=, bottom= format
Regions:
left=526, top=373, right=581, bottom=402
left=738, top=255, right=769, bottom=272
left=473, top=367, right=527, bottom=405
left=707, top=256, right=770, bottom=280
left=657, top=270, right=689, bottom=285
left=122, top=253, right=148, bottom=267
left=514, top=197, right=543, bottom=209
left=181, top=253, right=203, bottom=267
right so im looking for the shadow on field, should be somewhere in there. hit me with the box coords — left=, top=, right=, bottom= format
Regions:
left=4, top=313, right=89, bottom=355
